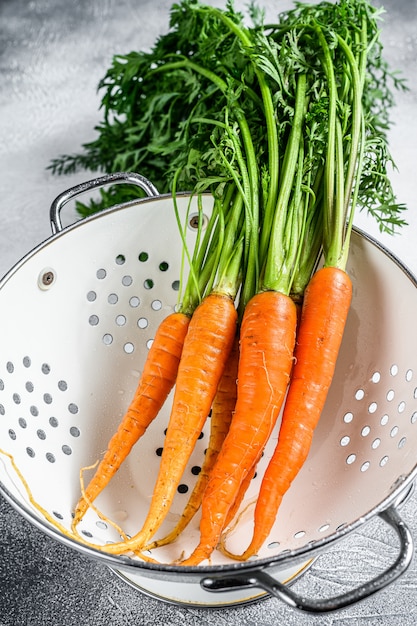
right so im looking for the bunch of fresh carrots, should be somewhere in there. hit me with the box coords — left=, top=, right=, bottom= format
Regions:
left=49, top=0, right=406, bottom=564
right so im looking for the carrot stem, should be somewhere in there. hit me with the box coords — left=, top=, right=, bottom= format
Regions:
left=262, top=72, right=307, bottom=295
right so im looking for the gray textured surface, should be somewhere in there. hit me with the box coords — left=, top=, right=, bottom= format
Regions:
left=0, top=0, right=417, bottom=624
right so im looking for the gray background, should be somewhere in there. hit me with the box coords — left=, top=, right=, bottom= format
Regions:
left=0, top=0, right=417, bottom=624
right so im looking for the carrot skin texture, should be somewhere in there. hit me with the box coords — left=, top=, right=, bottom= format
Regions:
left=222, top=462, right=257, bottom=529
left=101, top=292, right=238, bottom=554
left=72, top=311, right=190, bottom=528
left=181, top=291, right=297, bottom=565
left=225, top=266, right=352, bottom=560
left=145, top=332, right=240, bottom=551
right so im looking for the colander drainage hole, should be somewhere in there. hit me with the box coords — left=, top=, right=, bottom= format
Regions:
left=294, top=531, right=306, bottom=539
left=1, top=358, right=81, bottom=460
left=151, top=300, right=162, bottom=311
left=371, top=371, right=381, bottom=383
left=390, top=364, right=399, bottom=376
left=381, top=414, right=389, bottom=426
left=96, top=520, right=108, bottom=530
left=89, top=315, right=99, bottom=326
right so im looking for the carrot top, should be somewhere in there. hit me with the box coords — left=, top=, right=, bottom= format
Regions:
left=50, top=0, right=407, bottom=259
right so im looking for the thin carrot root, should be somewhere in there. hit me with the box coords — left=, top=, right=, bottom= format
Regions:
left=72, top=462, right=130, bottom=542
left=94, top=292, right=238, bottom=555
left=219, top=497, right=257, bottom=555
left=71, top=311, right=190, bottom=531
left=222, top=266, right=352, bottom=560
left=4, top=446, right=134, bottom=548
left=223, top=462, right=257, bottom=530
left=0, top=448, right=93, bottom=547
left=180, top=290, right=297, bottom=566
left=144, top=332, right=239, bottom=552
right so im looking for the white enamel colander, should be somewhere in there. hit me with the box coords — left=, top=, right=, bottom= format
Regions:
left=0, top=172, right=416, bottom=612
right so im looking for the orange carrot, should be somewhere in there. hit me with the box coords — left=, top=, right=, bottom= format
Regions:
left=72, top=310, right=190, bottom=530
left=222, top=266, right=352, bottom=560
left=180, top=290, right=297, bottom=565
left=99, top=291, right=237, bottom=555
left=220, top=301, right=302, bottom=536
left=144, top=332, right=239, bottom=551
left=222, top=462, right=257, bottom=529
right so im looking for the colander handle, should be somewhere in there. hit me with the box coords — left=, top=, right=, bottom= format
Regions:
left=49, top=171, right=159, bottom=234
left=200, top=504, right=414, bottom=613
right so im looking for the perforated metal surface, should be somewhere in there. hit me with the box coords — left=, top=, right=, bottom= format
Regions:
left=1, top=193, right=417, bottom=575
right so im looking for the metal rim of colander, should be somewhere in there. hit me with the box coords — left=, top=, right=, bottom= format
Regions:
left=0, top=173, right=416, bottom=611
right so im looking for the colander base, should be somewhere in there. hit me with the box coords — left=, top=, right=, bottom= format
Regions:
left=109, top=559, right=314, bottom=607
